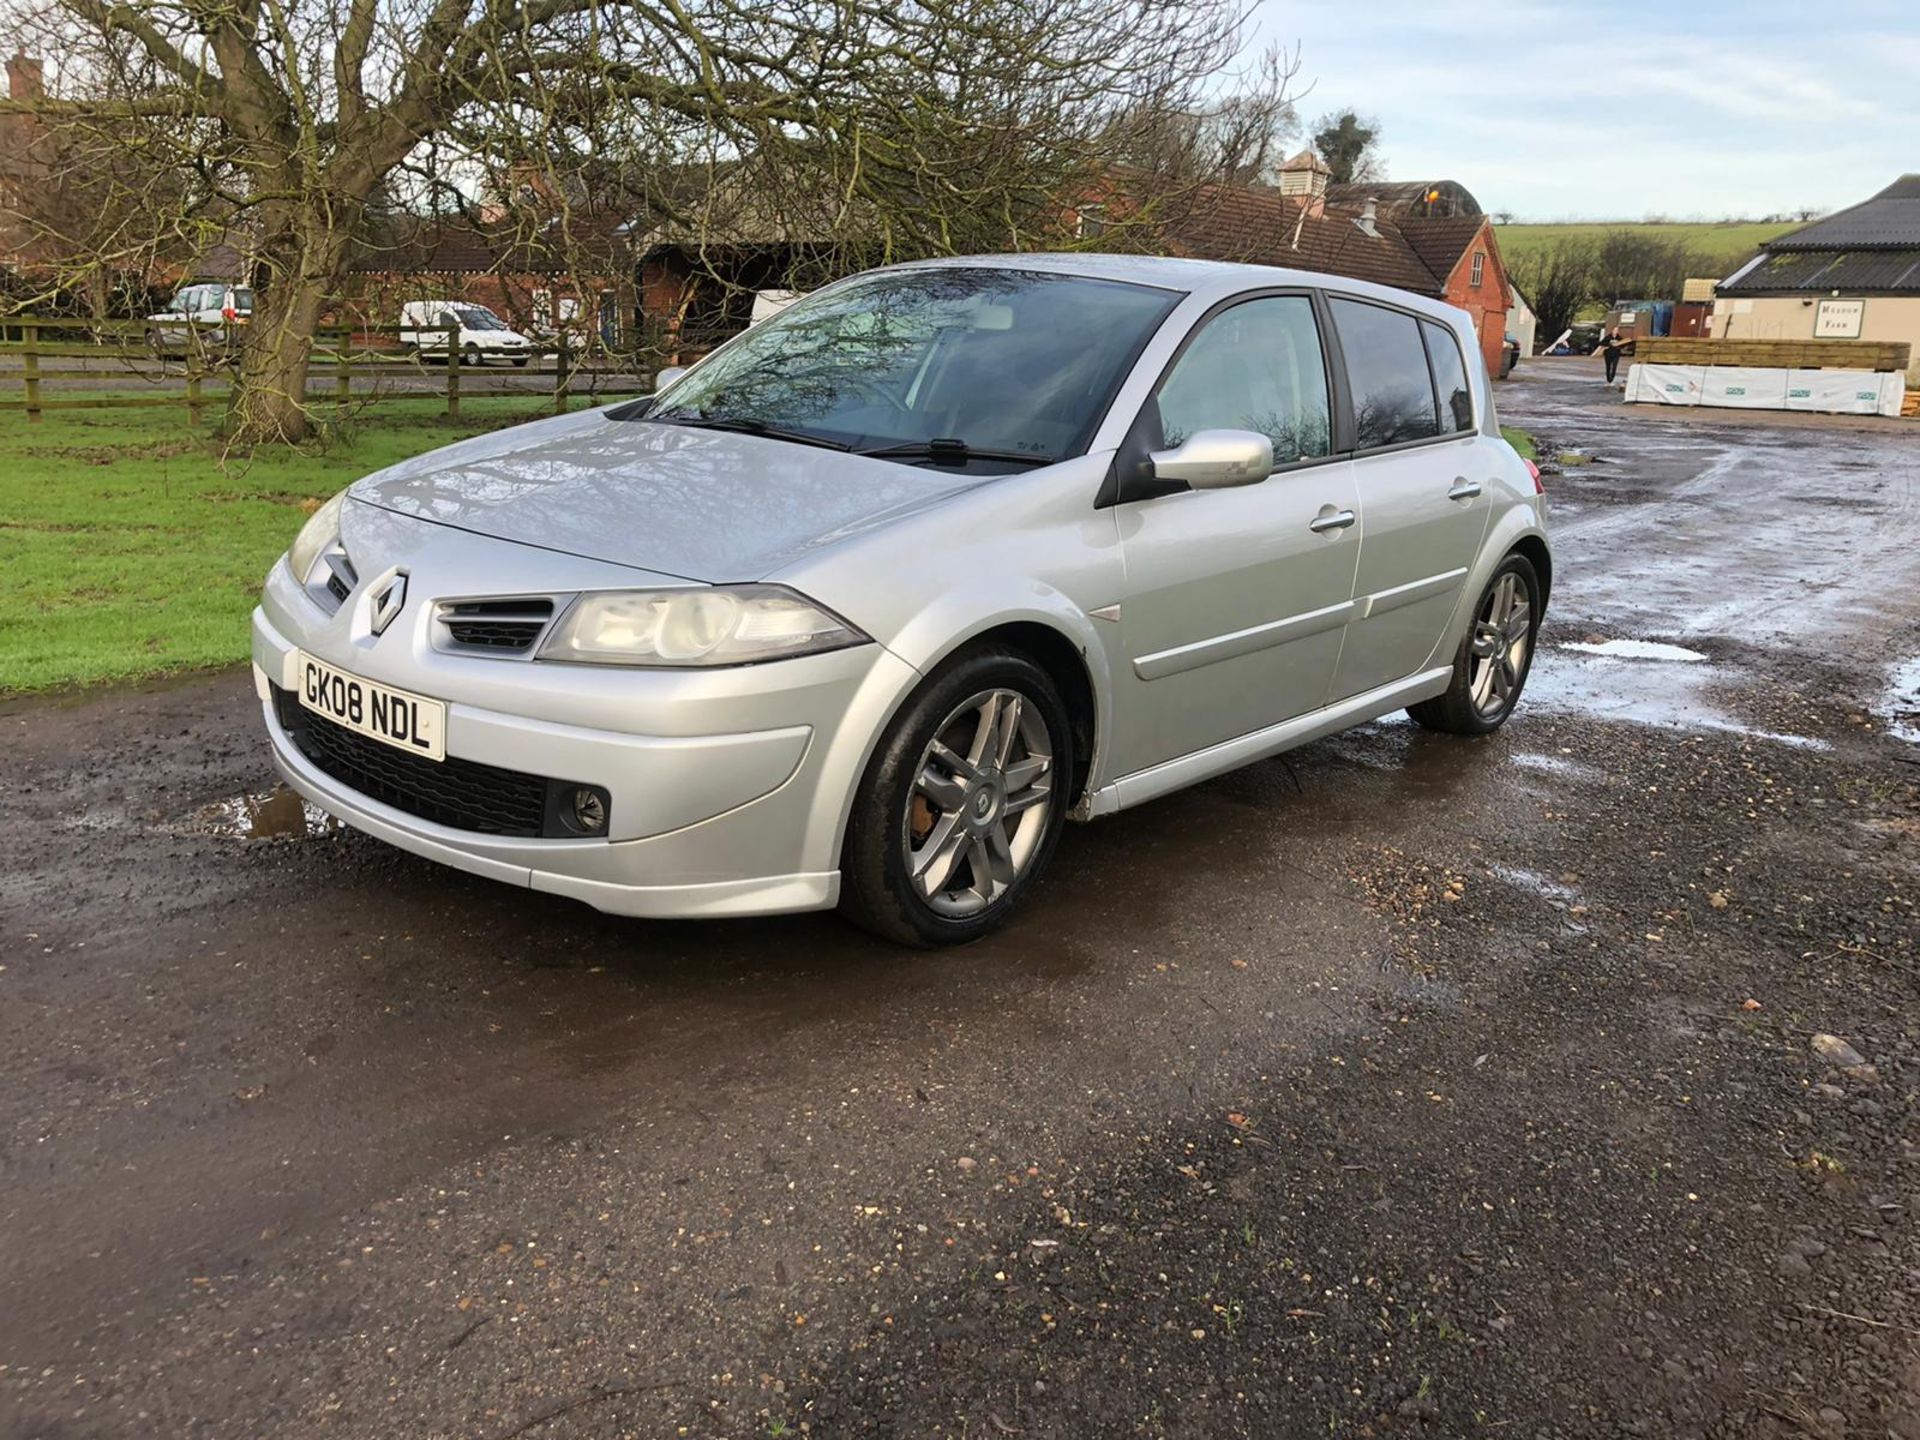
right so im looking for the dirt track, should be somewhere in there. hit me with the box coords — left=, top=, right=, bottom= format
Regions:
left=3, top=360, right=1917, bottom=1438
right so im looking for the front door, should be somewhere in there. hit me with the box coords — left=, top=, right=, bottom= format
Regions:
left=1326, top=300, right=1494, bottom=700
left=1109, top=293, right=1362, bottom=779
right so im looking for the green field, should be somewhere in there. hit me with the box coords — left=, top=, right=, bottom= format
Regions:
left=1494, top=220, right=1798, bottom=273
left=0, top=396, right=559, bottom=693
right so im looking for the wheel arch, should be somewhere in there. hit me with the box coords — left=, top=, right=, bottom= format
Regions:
left=964, top=620, right=1098, bottom=812
left=881, top=611, right=1107, bottom=814
left=1509, top=532, right=1552, bottom=611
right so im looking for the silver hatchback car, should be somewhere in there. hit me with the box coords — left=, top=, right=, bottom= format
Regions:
left=254, top=255, right=1549, bottom=945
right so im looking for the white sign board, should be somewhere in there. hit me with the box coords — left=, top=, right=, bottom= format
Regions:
left=1815, top=299, right=1865, bottom=338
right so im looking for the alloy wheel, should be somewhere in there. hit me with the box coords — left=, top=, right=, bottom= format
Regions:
left=1468, top=571, right=1532, bottom=719
left=903, top=688, right=1053, bottom=918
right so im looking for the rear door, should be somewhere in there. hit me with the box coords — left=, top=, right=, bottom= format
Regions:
left=1326, top=298, right=1493, bottom=701
left=1108, top=292, right=1361, bottom=778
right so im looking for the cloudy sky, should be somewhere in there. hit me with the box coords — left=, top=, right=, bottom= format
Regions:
left=1249, top=0, right=1920, bottom=220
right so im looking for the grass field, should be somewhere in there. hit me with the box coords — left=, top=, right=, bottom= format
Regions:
left=1494, top=220, right=1797, bottom=273
left=1499, top=425, right=1537, bottom=461
left=0, top=397, right=559, bottom=694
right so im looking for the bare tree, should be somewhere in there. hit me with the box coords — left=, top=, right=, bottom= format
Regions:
left=2, top=0, right=1270, bottom=443
left=1100, top=44, right=1301, bottom=190
left=1509, top=238, right=1593, bottom=347
left=1589, top=229, right=1695, bottom=304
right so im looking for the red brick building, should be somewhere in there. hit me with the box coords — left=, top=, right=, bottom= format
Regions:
left=1, top=54, right=49, bottom=271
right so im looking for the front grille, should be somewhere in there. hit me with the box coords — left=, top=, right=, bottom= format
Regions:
left=271, top=684, right=603, bottom=837
left=437, top=598, right=555, bottom=655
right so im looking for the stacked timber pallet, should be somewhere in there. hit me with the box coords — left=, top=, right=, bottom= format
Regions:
left=1633, top=338, right=1910, bottom=373
left=1903, top=390, right=1920, bottom=418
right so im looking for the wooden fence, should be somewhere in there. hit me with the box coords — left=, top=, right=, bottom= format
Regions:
left=1631, top=337, right=1912, bottom=373
left=0, top=318, right=658, bottom=424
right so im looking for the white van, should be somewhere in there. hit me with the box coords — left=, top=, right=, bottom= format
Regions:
left=399, top=301, right=535, bottom=366
left=146, top=283, right=253, bottom=354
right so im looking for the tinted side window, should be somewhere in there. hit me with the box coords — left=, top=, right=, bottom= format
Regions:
left=1155, top=296, right=1332, bottom=464
left=1421, top=319, right=1474, bottom=433
left=1329, top=297, right=1439, bottom=449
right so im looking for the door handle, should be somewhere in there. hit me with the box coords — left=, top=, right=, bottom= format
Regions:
left=1448, top=479, right=1482, bottom=501
left=1309, top=508, right=1357, bottom=533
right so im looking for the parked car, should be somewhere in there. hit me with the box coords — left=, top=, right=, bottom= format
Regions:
left=257, top=256, right=1550, bottom=946
left=399, top=301, right=535, bottom=366
left=146, top=282, right=252, bottom=355
left=1504, top=333, right=1522, bottom=375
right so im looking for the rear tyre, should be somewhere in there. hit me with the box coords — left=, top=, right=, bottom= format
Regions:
left=1407, top=552, right=1541, bottom=735
left=463, top=343, right=483, bottom=369
left=839, top=647, right=1073, bottom=948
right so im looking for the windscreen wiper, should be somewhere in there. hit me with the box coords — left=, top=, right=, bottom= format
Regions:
left=650, top=414, right=853, bottom=452
left=855, top=437, right=1055, bottom=467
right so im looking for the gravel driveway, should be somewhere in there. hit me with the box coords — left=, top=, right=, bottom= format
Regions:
left=3, top=361, right=1917, bottom=1438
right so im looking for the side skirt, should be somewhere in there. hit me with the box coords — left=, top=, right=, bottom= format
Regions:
left=1080, top=666, right=1453, bottom=818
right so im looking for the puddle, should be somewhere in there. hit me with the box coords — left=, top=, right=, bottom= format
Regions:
left=1559, top=639, right=1706, bottom=663
left=1487, top=863, right=1578, bottom=904
left=1508, top=751, right=1603, bottom=782
left=1526, top=648, right=1828, bottom=751
left=186, top=787, right=341, bottom=840
left=1883, top=657, right=1920, bottom=745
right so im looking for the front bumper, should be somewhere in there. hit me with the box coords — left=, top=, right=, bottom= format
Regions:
left=252, top=595, right=919, bottom=919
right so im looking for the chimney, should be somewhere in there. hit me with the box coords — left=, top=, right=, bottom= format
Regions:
left=1354, top=198, right=1380, bottom=239
left=7, top=53, right=44, bottom=100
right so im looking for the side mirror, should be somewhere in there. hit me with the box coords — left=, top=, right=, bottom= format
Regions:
left=1149, top=429, right=1273, bottom=489
left=654, top=365, right=688, bottom=392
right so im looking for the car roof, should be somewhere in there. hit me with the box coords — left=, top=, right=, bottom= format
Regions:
left=879, top=252, right=1468, bottom=326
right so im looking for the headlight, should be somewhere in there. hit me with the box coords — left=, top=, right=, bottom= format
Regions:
left=286, top=491, right=346, bottom=584
left=539, top=585, right=868, bottom=667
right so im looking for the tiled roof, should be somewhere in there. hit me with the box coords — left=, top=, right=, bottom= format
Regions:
left=348, top=215, right=631, bottom=276
left=1718, top=247, right=1920, bottom=294
left=1765, top=176, right=1920, bottom=252
left=1396, top=216, right=1487, bottom=284
left=1163, top=183, right=1446, bottom=297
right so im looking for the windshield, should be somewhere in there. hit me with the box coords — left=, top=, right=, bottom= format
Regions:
left=456, top=307, right=507, bottom=331
left=643, top=268, right=1181, bottom=465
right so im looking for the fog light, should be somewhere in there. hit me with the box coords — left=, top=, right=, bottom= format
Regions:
left=570, top=788, right=607, bottom=834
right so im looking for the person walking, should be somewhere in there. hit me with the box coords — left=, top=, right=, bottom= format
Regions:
left=1601, top=327, right=1625, bottom=385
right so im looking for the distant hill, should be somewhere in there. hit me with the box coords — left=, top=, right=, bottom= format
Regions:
left=1494, top=221, right=1801, bottom=277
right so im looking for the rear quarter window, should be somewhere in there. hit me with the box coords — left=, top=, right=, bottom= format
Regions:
left=1420, top=319, right=1475, bottom=433
left=1329, top=297, right=1440, bottom=449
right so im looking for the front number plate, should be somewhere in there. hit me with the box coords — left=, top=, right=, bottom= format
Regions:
left=293, top=652, right=446, bottom=762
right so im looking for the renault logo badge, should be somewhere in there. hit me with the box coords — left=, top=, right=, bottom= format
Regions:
left=369, top=572, right=408, bottom=636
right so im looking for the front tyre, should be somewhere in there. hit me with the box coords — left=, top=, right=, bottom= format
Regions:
left=840, top=647, right=1073, bottom=947
left=1408, top=552, right=1541, bottom=735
